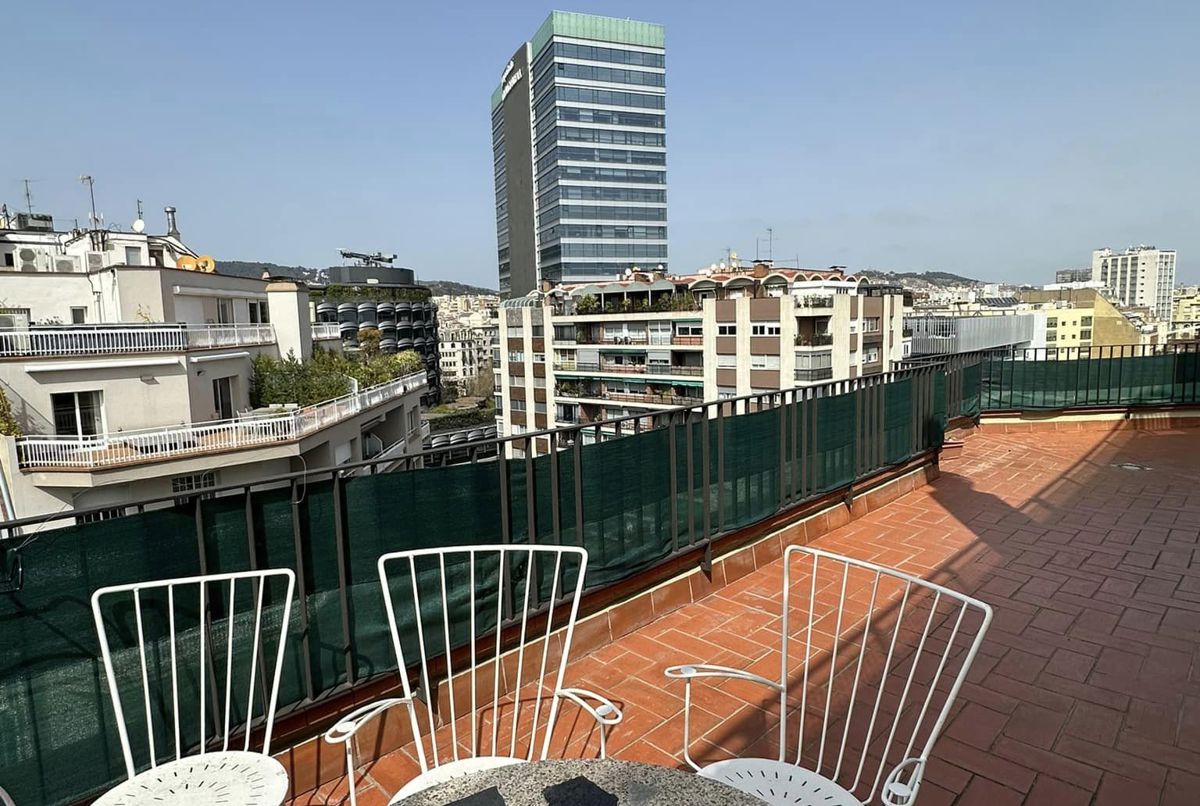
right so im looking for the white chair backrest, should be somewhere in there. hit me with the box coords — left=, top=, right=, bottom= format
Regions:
left=779, top=546, right=991, bottom=803
left=91, top=568, right=296, bottom=780
left=0, top=784, right=13, bottom=806
left=377, top=545, right=587, bottom=772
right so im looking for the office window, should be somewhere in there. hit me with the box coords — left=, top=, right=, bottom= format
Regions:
left=750, top=355, right=780, bottom=370
left=70, top=307, right=87, bottom=324
left=717, top=324, right=736, bottom=336
left=751, top=323, right=781, bottom=336
left=51, top=391, right=103, bottom=437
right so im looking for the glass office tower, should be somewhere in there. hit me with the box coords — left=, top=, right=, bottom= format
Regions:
left=492, top=11, right=667, bottom=297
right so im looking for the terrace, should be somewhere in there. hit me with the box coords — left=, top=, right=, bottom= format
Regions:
left=1, top=346, right=1198, bottom=805
left=0, top=322, right=276, bottom=358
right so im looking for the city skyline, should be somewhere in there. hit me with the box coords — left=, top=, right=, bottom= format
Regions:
left=5, top=0, right=1198, bottom=286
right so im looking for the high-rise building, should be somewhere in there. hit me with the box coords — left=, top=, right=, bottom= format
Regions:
left=491, top=11, right=667, bottom=298
left=1091, top=246, right=1176, bottom=321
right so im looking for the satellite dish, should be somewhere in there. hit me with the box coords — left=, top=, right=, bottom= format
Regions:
left=131, top=218, right=145, bottom=233
left=195, top=255, right=216, bottom=273
left=177, top=255, right=198, bottom=271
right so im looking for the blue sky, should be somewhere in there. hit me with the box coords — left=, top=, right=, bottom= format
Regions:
left=6, top=1, right=1197, bottom=287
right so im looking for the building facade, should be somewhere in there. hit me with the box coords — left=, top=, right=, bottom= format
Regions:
left=0, top=211, right=428, bottom=523
left=1055, top=267, right=1092, bottom=285
left=495, top=266, right=905, bottom=454
left=1091, top=246, right=1176, bottom=321
left=1172, top=286, right=1200, bottom=341
left=491, top=11, right=667, bottom=297
left=1020, top=288, right=1155, bottom=348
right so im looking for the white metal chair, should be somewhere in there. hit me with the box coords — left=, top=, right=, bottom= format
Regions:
left=90, top=569, right=296, bottom=806
left=665, top=546, right=992, bottom=806
left=324, top=545, right=621, bottom=805
left=0, top=785, right=13, bottom=806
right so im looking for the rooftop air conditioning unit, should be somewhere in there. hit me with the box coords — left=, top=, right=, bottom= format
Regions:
left=15, top=212, right=54, bottom=232
left=17, top=247, right=40, bottom=272
left=86, top=252, right=104, bottom=271
left=54, top=256, right=79, bottom=273
left=0, top=309, right=31, bottom=330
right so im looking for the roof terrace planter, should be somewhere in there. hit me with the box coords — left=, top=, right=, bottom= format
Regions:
left=314, top=285, right=432, bottom=305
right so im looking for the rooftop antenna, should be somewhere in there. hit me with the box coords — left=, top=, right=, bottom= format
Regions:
left=80, top=175, right=101, bottom=249
left=132, top=198, right=145, bottom=233
left=22, top=179, right=35, bottom=214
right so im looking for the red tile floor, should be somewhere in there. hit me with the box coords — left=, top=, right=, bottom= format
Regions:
left=290, top=426, right=1200, bottom=805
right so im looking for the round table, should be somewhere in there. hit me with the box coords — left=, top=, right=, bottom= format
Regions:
left=92, top=751, right=290, bottom=806
left=394, top=758, right=764, bottom=805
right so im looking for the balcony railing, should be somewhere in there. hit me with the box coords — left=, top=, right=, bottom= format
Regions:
left=6, top=348, right=1200, bottom=804
left=795, top=366, right=834, bottom=382
left=15, top=371, right=427, bottom=470
left=796, top=333, right=834, bottom=347
left=795, top=295, right=834, bottom=308
left=311, top=322, right=341, bottom=340
left=671, top=335, right=703, bottom=346
left=556, top=361, right=704, bottom=377
left=0, top=323, right=276, bottom=357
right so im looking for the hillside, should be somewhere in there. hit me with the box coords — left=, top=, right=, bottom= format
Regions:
left=215, top=261, right=495, bottom=295
left=856, top=269, right=984, bottom=288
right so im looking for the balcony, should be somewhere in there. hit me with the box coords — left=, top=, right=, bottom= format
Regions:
left=556, top=361, right=704, bottom=378
left=4, top=346, right=1200, bottom=806
left=794, top=294, right=834, bottom=309
left=0, top=323, right=276, bottom=357
left=14, top=371, right=427, bottom=470
left=671, top=334, right=703, bottom=346
left=794, top=366, right=833, bottom=382
left=310, top=322, right=341, bottom=340
left=795, top=333, right=834, bottom=347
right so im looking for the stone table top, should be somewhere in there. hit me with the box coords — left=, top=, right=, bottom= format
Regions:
left=394, top=758, right=763, bottom=806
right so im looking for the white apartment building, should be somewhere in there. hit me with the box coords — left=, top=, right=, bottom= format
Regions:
left=436, top=298, right=499, bottom=394
left=496, top=265, right=906, bottom=454
left=0, top=209, right=427, bottom=524
left=1091, top=246, right=1176, bottom=322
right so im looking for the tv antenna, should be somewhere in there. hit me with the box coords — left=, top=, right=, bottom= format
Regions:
left=132, top=198, right=145, bottom=233
left=22, top=179, right=35, bottom=214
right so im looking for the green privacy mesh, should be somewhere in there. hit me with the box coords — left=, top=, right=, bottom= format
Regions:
left=0, top=374, right=956, bottom=804
left=981, top=352, right=1200, bottom=410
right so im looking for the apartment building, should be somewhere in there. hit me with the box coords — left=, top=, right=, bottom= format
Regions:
left=495, top=265, right=905, bottom=453
left=1091, top=246, right=1176, bottom=321
left=1055, top=267, right=1092, bottom=285
left=435, top=296, right=500, bottom=394
left=0, top=210, right=427, bottom=523
left=1172, top=286, right=1200, bottom=341
left=1020, top=287, right=1155, bottom=347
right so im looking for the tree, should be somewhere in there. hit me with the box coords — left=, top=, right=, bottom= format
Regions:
left=469, top=360, right=495, bottom=398
left=358, top=327, right=382, bottom=359
left=0, top=385, right=21, bottom=437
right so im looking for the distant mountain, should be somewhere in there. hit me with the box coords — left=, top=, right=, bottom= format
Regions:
left=215, top=261, right=496, bottom=295
left=424, top=280, right=498, bottom=296
left=857, top=269, right=984, bottom=288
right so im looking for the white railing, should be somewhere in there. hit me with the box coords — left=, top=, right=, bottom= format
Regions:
left=15, top=371, right=428, bottom=470
left=311, top=322, right=341, bottom=340
left=0, top=324, right=275, bottom=357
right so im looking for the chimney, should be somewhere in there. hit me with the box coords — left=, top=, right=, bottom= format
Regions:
left=164, top=206, right=180, bottom=238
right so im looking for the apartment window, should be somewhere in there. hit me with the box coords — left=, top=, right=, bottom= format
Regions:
left=1047, top=318, right=1058, bottom=328
left=530, top=325, right=544, bottom=337
left=1047, top=332, right=1058, bottom=342
left=511, top=399, right=527, bottom=411
left=70, top=307, right=87, bottom=324
left=716, top=354, right=738, bottom=368
left=247, top=300, right=269, bottom=324
left=1080, top=316, right=1093, bottom=326
left=408, top=407, right=419, bottom=434
left=76, top=507, right=125, bottom=525
left=216, top=299, right=233, bottom=324
left=212, top=376, right=235, bottom=420
left=750, top=355, right=780, bottom=370
left=717, top=386, right=737, bottom=400
left=1080, top=329, right=1092, bottom=340
left=51, top=391, right=103, bottom=437
left=863, top=317, right=881, bottom=333
left=172, top=472, right=217, bottom=504
left=508, top=351, right=525, bottom=362
left=717, top=324, right=737, bottom=336
left=751, top=323, right=781, bottom=336
left=676, top=324, right=702, bottom=336
left=148, top=247, right=164, bottom=267
left=124, top=246, right=142, bottom=265
left=863, top=346, right=881, bottom=363
left=532, top=352, right=545, bottom=363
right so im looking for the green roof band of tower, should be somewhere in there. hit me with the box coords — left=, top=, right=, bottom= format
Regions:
left=492, top=11, right=665, bottom=109
left=531, top=10, right=665, bottom=56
